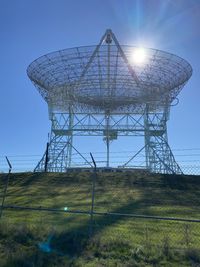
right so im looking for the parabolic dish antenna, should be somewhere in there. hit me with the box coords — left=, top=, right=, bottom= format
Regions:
left=28, top=29, right=192, bottom=173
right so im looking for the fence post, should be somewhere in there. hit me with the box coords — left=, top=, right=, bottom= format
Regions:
left=0, top=157, right=12, bottom=218
left=89, top=153, right=97, bottom=237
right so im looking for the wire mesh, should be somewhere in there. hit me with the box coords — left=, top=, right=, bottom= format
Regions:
left=1, top=171, right=200, bottom=252
left=0, top=149, right=200, bottom=175
left=27, top=38, right=192, bottom=113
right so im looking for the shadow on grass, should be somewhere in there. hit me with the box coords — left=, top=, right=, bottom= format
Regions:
left=49, top=173, right=200, bottom=257
left=50, top=198, right=146, bottom=256
left=2, top=171, right=200, bottom=260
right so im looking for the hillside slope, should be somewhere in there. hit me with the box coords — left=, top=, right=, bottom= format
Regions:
left=0, top=171, right=200, bottom=266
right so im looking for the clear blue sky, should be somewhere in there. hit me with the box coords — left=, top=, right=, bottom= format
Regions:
left=0, top=0, right=200, bottom=170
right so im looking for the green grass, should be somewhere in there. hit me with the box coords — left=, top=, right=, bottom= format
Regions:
left=0, top=171, right=200, bottom=266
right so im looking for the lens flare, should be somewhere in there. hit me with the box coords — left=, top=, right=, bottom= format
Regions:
left=132, top=47, right=146, bottom=64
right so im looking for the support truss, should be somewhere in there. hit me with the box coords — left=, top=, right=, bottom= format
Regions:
left=32, top=29, right=187, bottom=174
left=144, top=106, right=182, bottom=174
left=35, top=109, right=182, bottom=174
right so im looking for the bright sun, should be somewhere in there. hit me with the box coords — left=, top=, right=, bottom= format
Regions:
left=132, top=47, right=146, bottom=64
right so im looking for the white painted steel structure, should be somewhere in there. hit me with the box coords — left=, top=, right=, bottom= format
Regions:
left=27, top=29, right=192, bottom=173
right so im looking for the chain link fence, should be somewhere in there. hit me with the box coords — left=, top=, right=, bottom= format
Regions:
left=1, top=147, right=200, bottom=261
left=0, top=148, right=200, bottom=175
left=1, top=171, right=200, bottom=254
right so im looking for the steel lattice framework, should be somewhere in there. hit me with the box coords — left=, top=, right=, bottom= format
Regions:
left=27, top=29, right=192, bottom=173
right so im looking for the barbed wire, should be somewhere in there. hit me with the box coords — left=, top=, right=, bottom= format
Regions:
left=0, top=148, right=200, bottom=174
left=1, top=147, right=200, bottom=158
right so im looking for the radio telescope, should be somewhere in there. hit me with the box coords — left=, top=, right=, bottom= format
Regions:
left=27, top=29, right=192, bottom=173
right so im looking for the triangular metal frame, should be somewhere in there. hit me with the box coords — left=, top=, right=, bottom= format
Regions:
left=34, top=29, right=183, bottom=174
left=73, top=29, right=140, bottom=93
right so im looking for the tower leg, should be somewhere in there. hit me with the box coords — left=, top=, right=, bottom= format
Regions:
left=144, top=106, right=182, bottom=174
left=106, top=138, right=110, bottom=168
left=103, top=113, right=111, bottom=168
left=66, top=109, right=74, bottom=168
left=34, top=111, right=74, bottom=172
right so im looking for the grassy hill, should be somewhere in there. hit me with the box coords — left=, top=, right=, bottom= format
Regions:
left=1, top=171, right=200, bottom=266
